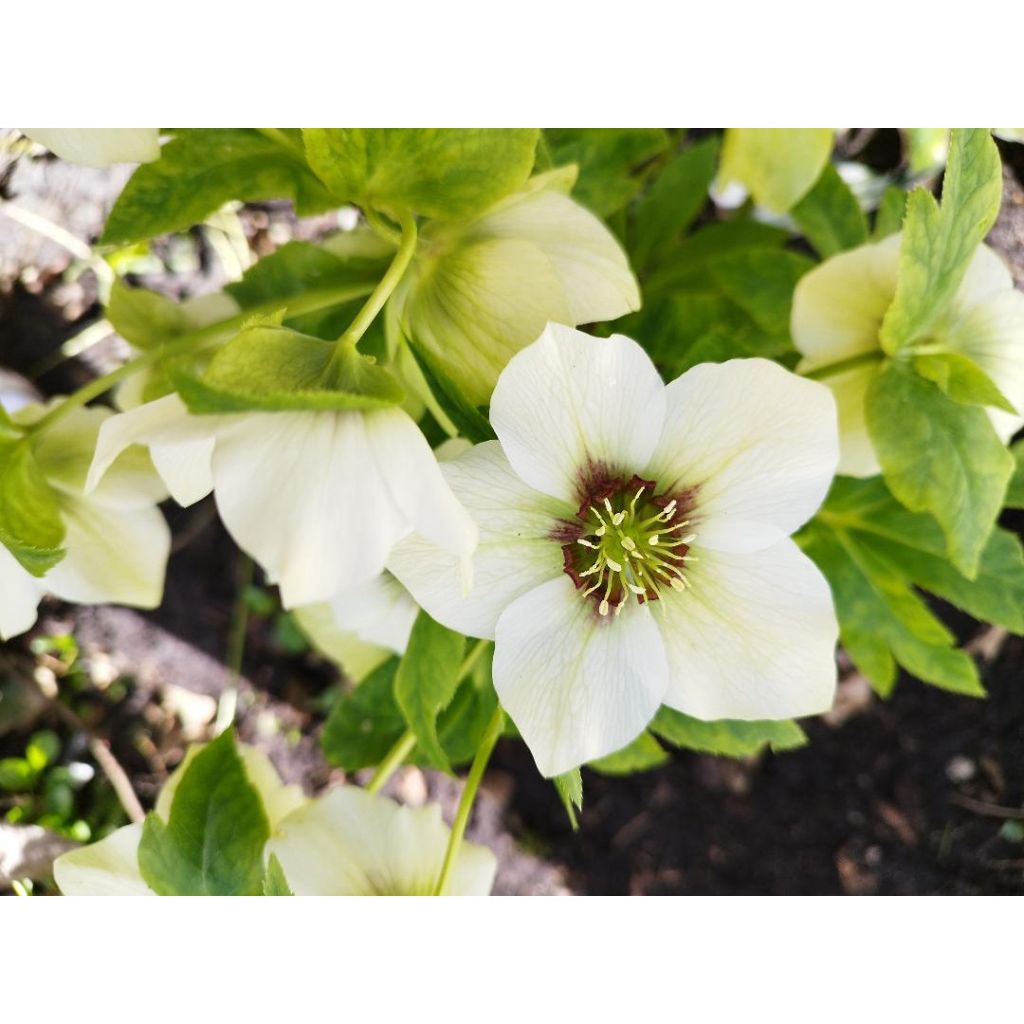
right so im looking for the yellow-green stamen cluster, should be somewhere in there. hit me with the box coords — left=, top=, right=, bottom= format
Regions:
left=564, top=481, right=696, bottom=617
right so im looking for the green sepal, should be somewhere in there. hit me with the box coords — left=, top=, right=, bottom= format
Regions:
left=791, top=162, right=869, bottom=257
left=880, top=128, right=1003, bottom=353
left=0, top=436, right=66, bottom=576
left=137, top=729, right=270, bottom=896
left=171, top=324, right=404, bottom=414
left=393, top=611, right=466, bottom=773
left=588, top=732, right=669, bottom=775
left=106, top=280, right=189, bottom=350
left=865, top=359, right=1014, bottom=578
left=553, top=768, right=583, bottom=831
left=262, top=854, right=294, bottom=896
left=303, top=128, right=539, bottom=220
left=650, top=709, right=807, bottom=757
left=912, top=351, right=1017, bottom=413
left=102, top=129, right=337, bottom=246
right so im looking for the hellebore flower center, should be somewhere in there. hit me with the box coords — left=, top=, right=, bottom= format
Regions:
left=557, top=474, right=697, bottom=616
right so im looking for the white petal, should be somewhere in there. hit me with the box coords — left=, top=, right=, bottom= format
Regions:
left=388, top=442, right=568, bottom=640
left=46, top=500, right=169, bottom=608
left=0, top=544, right=45, bottom=641
left=791, top=237, right=899, bottom=368
left=490, top=324, right=667, bottom=505
left=156, top=743, right=306, bottom=830
left=87, top=394, right=218, bottom=507
left=493, top=575, right=669, bottom=777
left=53, top=823, right=154, bottom=896
left=952, top=243, right=1014, bottom=308
left=474, top=187, right=640, bottom=324
left=645, top=359, right=838, bottom=553
left=822, top=361, right=884, bottom=477
left=268, top=787, right=496, bottom=896
left=32, top=405, right=167, bottom=508
left=657, top=539, right=838, bottom=721
left=944, top=286, right=1024, bottom=441
left=22, top=128, right=160, bottom=167
left=212, top=409, right=473, bottom=609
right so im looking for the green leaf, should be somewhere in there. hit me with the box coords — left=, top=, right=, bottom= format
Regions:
left=262, top=854, right=294, bottom=896
left=880, top=128, right=1003, bottom=352
left=791, top=162, right=869, bottom=257
left=650, top=708, right=807, bottom=757
left=102, top=129, right=336, bottom=246
left=588, top=732, right=669, bottom=775
left=172, top=324, right=404, bottom=414
left=303, top=129, right=538, bottom=220
left=644, top=219, right=789, bottom=298
left=801, top=517, right=982, bottom=697
left=393, top=611, right=466, bottom=772
left=553, top=768, right=583, bottom=830
left=708, top=249, right=814, bottom=337
left=321, top=659, right=406, bottom=772
left=630, top=136, right=718, bottom=270
left=544, top=128, right=669, bottom=216
left=1006, top=440, right=1024, bottom=508
left=874, top=185, right=907, bottom=239
left=0, top=437, right=65, bottom=576
left=137, top=730, right=270, bottom=895
left=435, top=645, right=499, bottom=767
left=912, top=351, right=1017, bottom=413
left=405, top=339, right=496, bottom=444
left=866, top=360, right=1014, bottom=577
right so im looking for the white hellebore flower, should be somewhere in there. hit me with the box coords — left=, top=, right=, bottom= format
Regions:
left=86, top=396, right=477, bottom=608
left=55, top=747, right=496, bottom=896
left=267, top=787, right=496, bottom=896
left=293, top=571, right=418, bottom=681
left=54, top=744, right=307, bottom=896
left=20, top=128, right=160, bottom=167
left=792, top=235, right=1024, bottom=477
left=390, top=324, right=840, bottom=777
left=0, top=403, right=170, bottom=641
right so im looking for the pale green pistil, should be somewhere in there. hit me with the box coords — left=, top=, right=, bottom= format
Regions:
left=572, top=486, right=696, bottom=617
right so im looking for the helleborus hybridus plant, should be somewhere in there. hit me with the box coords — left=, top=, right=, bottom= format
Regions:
left=793, top=237, right=1024, bottom=477
left=391, top=324, right=841, bottom=776
left=391, top=168, right=640, bottom=406
left=20, top=128, right=160, bottom=167
left=55, top=733, right=495, bottom=896
left=0, top=397, right=170, bottom=641
left=86, top=390, right=477, bottom=609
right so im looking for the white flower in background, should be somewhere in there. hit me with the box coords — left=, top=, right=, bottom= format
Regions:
left=55, top=748, right=495, bottom=896
left=792, top=236, right=1024, bottom=477
left=0, top=402, right=170, bottom=642
left=86, top=396, right=477, bottom=608
left=267, top=787, right=496, bottom=896
left=293, top=571, right=418, bottom=681
left=54, top=745, right=306, bottom=896
left=20, top=128, right=160, bottom=167
left=392, top=168, right=640, bottom=406
left=390, top=324, right=840, bottom=777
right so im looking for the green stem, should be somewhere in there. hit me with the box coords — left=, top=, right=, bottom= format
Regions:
left=800, top=349, right=884, bottom=381
left=366, top=731, right=418, bottom=794
left=337, top=209, right=417, bottom=349
left=433, top=705, right=505, bottom=897
left=25, top=280, right=375, bottom=437
left=364, top=640, right=491, bottom=795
